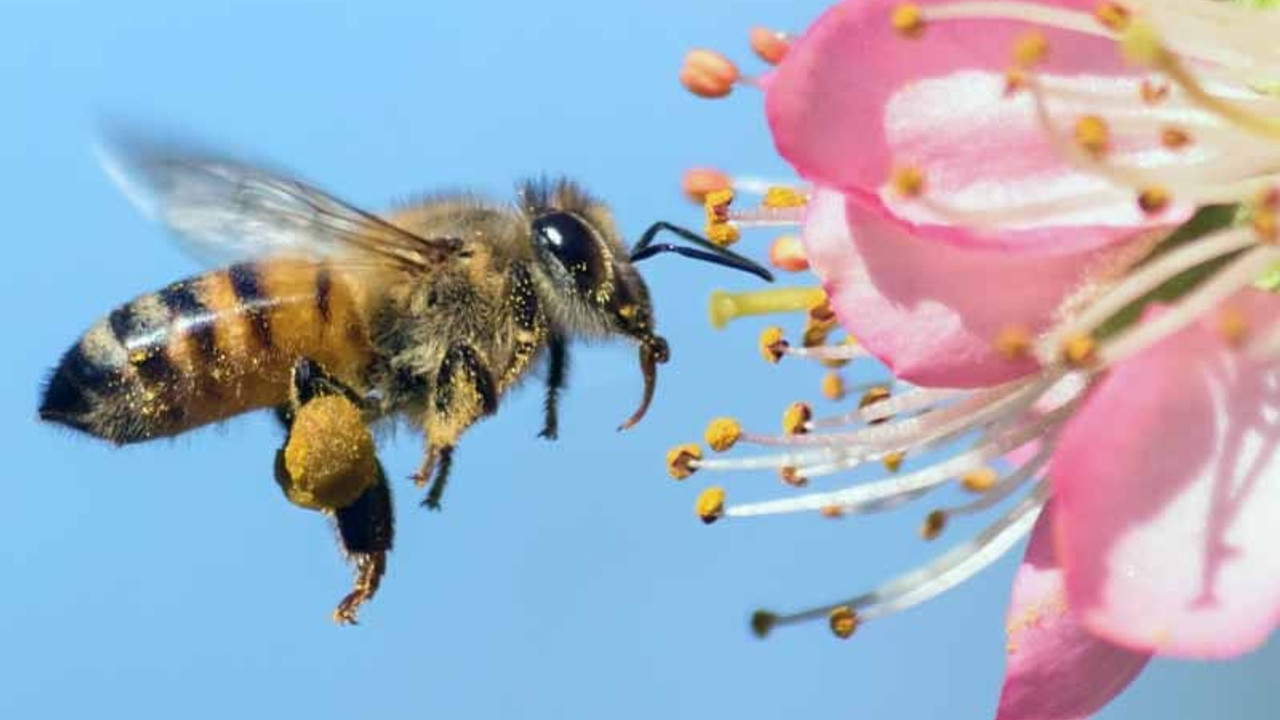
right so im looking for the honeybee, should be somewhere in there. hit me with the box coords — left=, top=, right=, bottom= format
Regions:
left=38, top=133, right=772, bottom=624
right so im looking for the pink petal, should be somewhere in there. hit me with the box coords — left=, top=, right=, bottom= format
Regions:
left=766, top=0, right=1192, bottom=255
left=1054, top=289, right=1280, bottom=657
left=997, top=505, right=1150, bottom=720
left=802, top=188, right=1152, bottom=387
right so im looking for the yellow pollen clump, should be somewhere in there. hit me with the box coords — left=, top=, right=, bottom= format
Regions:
left=1073, top=115, right=1110, bottom=158
left=1012, top=31, right=1049, bottom=69
left=1161, top=126, right=1192, bottom=150
left=1094, top=1, right=1131, bottom=32
left=706, top=222, right=741, bottom=246
left=782, top=402, right=812, bottom=435
left=696, top=487, right=727, bottom=524
left=751, top=610, right=778, bottom=638
left=779, top=466, right=808, bottom=487
left=763, top=186, right=808, bottom=209
left=882, top=451, right=906, bottom=473
left=1140, top=79, right=1170, bottom=105
left=961, top=466, right=1000, bottom=493
left=666, top=444, right=703, bottom=480
left=820, top=505, right=845, bottom=519
left=1003, top=68, right=1028, bottom=96
left=1254, top=190, right=1279, bottom=244
left=821, top=372, right=846, bottom=401
left=891, top=3, right=925, bottom=38
left=994, top=323, right=1033, bottom=360
left=704, top=188, right=740, bottom=247
left=682, top=167, right=732, bottom=204
left=829, top=606, right=859, bottom=639
left=750, top=27, right=791, bottom=66
left=679, top=49, right=741, bottom=99
left=1138, top=186, right=1171, bottom=215
left=921, top=510, right=947, bottom=541
left=759, top=326, right=789, bottom=363
left=1061, top=333, right=1098, bottom=368
left=278, top=395, right=378, bottom=511
left=891, top=165, right=925, bottom=198
left=1216, top=306, right=1250, bottom=347
left=704, top=417, right=743, bottom=452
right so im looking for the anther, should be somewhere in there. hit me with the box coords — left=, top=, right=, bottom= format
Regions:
left=961, top=467, right=999, bottom=493
left=704, top=188, right=740, bottom=246
left=666, top=444, right=703, bottom=480
left=696, top=487, right=727, bottom=524
left=803, top=299, right=838, bottom=348
left=821, top=372, right=846, bottom=401
left=882, top=451, right=906, bottom=473
left=829, top=606, right=859, bottom=639
left=780, top=466, right=808, bottom=487
left=1160, top=126, right=1191, bottom=150
left=1094, top=1, right=1131, bottom=32
left=769, top=235, right=810, bottom=272
left=759, top=326, right=789, bottom=363
left=1061, top=333, right=1098, bottom=368
left=921, top=509, right=947, bottom=541
left=1138, top=186, right=1171, bottom=215
left=994, top=324, right=1033, bottom=360
left=1216, top=306, right=1250, bottom=347
left=762, top=186, right=808, bottom=209
left=891, top=4, right=925, bottom=38
left=704, top=417, right=743, bottom=452
left=1074, top=115, right=1110, bottom=158
left=749, top=27, right=791, bottom=65
left=1140, top=79, right=1170, bottom=105
left=891, top=166, right=925, bottom=198
left=819, top=505, right=845, bottom=519
left=1003, top=69, right=1028, bottom=96
left=682, top=167, right=732, bottom=203
left=1012, top=31, right=1049, bottom=69
left=782, top=402, right=812, bottom=435
left=680, top=49, right=740, bottom=99
left=1254, top=189, right=1278, bottom=243
left=751, top=610, right=778, bottom=638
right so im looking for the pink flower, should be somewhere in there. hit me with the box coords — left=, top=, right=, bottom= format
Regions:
left=675, top=1, right=1280, bottom=717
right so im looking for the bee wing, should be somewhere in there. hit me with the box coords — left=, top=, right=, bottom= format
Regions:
left=98, top=132, right=450, bottom=273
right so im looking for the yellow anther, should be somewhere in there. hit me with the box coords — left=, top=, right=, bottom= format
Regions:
left=779, top=466, right=807, bottom=487
left=1094, top=1, right=1131, bottom=32
left=751, top=610, right=778, bottom=638
left=803, top=299, right=838, bottom=348
left=882, top=451, right=905, bottom=473
left=279, top=395, right=378, bottom=511
left=704, top=417, right=743, bottom=452
left=666, top=444, right=703, bottom=480
left=1140, top=79, right=1170, bottom=105
left=829, top=606, right=859, bottom=639
left=1255, top=210, right=1278, bottom=244
left=1061, top=333, right=1098, bottom=368
left=1138, top=186, right=1171, bottom=215
left=705, top=222, right=741, bottom=247
left=821, top=372, right=846, bottom=401
left=704, top=188, right=740, bottom=247
left=749, top=27, right=791, bottom=66
left=763, top=186, right=808, bottom=209
left=1119, top=20, right=1167, bottom=68
left=708, top=287, right=828, bottom=330
left=1216, top=306, right=1250, bottom=347
left=769, top=235, right=810, bottom=272
left=1003, top=69, right=1028, bottom=97
left=921, top=510, right=947, bottom=541
left=759, top=326, right=789, bottom=363
left=696, top=486, right=727, bottom=524
left=891, top=3, right=925, bottom=38
left=961, top=466, right=1000, bottom=493
left=781, top=402, right=812, bottom=435
left=1073, top=115, right=1110, bottom=158
left=819, top=505, right=846, bottom=519
left=994, top=323, right=1033, bottom=360
left=1012, top=31, right=1049, bottom=69
left=891, top=165, right=925, bottom=198
left=1160, top=126, right=1191, bottom=150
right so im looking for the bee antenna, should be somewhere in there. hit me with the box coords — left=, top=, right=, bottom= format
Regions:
left=629, top=221, right=774, bottom=283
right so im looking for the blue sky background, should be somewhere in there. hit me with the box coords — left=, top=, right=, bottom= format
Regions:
left=2, top=0, right=1276, bottom=718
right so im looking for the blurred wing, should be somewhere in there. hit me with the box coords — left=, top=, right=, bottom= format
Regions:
left=98, top=133, right=449, bottom=272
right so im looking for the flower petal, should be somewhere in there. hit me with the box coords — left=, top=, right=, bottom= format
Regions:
left=803, top=188, right=1151, bottom=387
left=996, top=505, right=1150, bottom=720
left=767, top=0, right=1193, bottom=255
left=1054, top=289, right=1280, bottom=657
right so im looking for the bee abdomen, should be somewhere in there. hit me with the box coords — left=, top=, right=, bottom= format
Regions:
left=40, top=260, right=373, bottom=444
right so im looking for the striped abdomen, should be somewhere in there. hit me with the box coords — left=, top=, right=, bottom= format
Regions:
left=40, top=259, right=374, bottom=444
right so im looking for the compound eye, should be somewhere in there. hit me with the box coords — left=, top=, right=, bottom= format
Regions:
left=532, top=212, right=602, bottom=294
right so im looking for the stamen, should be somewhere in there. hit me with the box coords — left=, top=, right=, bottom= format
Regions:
left=749, top=27, right=791, bottom=65
left=759, top=326, right=788, bottom=363
left=829, top=606, right=859, bottom=639
left=781, top=402, right=812, bottom=436
left=762, top=187, right=808, bottom=209
left=704, top=417, right=743, bottom=452
left=1073, top=115, right=1111, bottom=158
left=768, top=235, right=810, bottom=272
left=810, top=386, right=959, bottom=429
left=891, top=166, right=926, bottom=198
left=994, top=324, right=1033, bottom=360
left=803, top=299, right=838, bottom=348
left=1094, top=1, right=1131, bottom=32
left=891, top=3, right=926, bottom=38
left=707, top=287, right=827, bottom=329
left=960, top=467, right=1000, bottom=493
left=696, top=487, right=726, bottom=524
left=821, top=372, right=846, bottom=401
left=666, top=444, right=703, bottom=480
left=680, top=49, right=741, bottom=99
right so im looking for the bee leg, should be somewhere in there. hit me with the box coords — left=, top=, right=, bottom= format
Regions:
left=332, top=465, right=394, bottom=625
left=538, top=334, right=568, bottom=440
left=413, top=343, right=497, bottom=510
left=275, top=357, right=392, bottom=625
